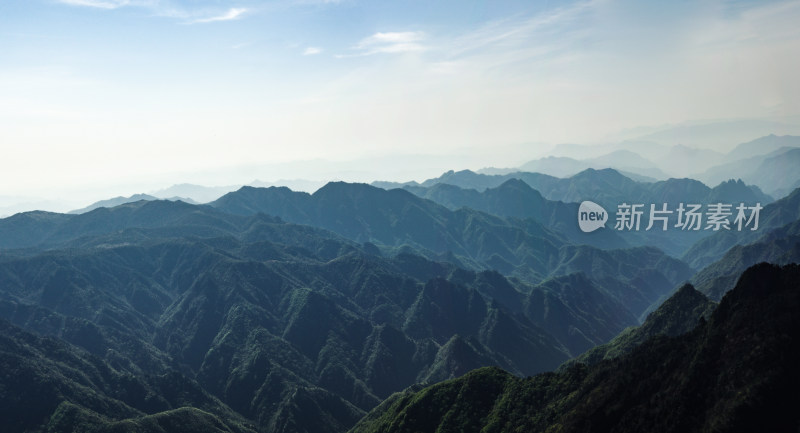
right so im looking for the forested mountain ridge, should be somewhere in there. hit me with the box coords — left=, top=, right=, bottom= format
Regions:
left=0, top=232, right=572, bottom=432
left=691, top=216, right=800, bottom=300
left=682, top=187, right=800, bottom=269
left=0, top=179, right=779, bottom=433
left=349, top=263, right=800, bottom=433
left=209, top=182, right=694, bottom=290
left=0, top=318, right=259, bottom=433
left=391, top=173, right=776, bottom=257
left=0, top=189, right=693, bottom=432
left=563, top=283, right=716, bottom=367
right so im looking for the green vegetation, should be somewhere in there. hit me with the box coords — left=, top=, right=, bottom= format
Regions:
left=692, top=218, right=800, bottom=300
left=0, top=192, right=639, bottom=432
left=378, top=169, right=774, bottom=256
left=683, top=187, right=800, bottom=269
left=564, top=283, right=715, bottom=366
left=0, top=181, right=796, bottom=433
left=350, top=263, right=800, bottom=433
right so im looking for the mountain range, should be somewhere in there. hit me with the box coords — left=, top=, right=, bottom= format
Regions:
left=69, top=194, right=198, bottom=214
left=682, top=187, right=800, bottom=270
left=516, top=153, right=670, bottom=180
left=375, top=168, right=772, bottom=257
left=349, top=263, right=800, bottom=433
left=376, top=167, right=771, bottom=206
left=0, top=159, right=797, bottom=433
left=466, top=134, right=800, bottom=198
left=0, top=211, right=569, bottom=432
left=0, top=182, right=701, bottom=433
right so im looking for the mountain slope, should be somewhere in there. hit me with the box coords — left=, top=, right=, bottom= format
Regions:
left=0, top=318, right=257, bottom=433
left=724, top=134, right=800, bottom=161
left=210, top=182, right=691, bottom=291
left=382, top=168, right=771, bottom=209
left=522, top=273, right=639, bottom=356
left=683, top=187, right=800, bottom=269
left=566, top=283, right=715, bottom=366
left=211, top=183, right=567, bottom=270
left=410, top=179, right=628, bottom=250
left=0, top=221, right=578, bottom=432
left=349, top=263, right=800, bottom=433
left=698, top=137, right=800, bottom=196
left=692, top=217, right=800, bottom=300
left=382, top=170, right=769, bottom=257
left=0, top=185, right=697, bottom=432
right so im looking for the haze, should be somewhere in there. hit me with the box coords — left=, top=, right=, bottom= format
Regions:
left=1, top=0, right=800, bottom=209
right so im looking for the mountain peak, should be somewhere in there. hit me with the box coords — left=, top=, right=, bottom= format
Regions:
left=314, top=181, right=380, bottom=194
left=572, top=167, right=624, bottom=178
left=640, top=282, right=715, bottom=332
left=726, top=134, right=800, bottom=161
left=492, top=178, right=541, bottom=196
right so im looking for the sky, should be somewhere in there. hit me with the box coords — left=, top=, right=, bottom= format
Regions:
left=1, top=0, right=800, bottom=207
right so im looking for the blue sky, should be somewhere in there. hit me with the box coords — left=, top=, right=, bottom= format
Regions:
left=1, top=0, right=799, bottom=203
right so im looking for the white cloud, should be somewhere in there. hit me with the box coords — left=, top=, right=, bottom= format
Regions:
left=303, top=46, right=322, bottom=55
left=340, top=2, right=586, bottom=60
left=56, top=0, right=250, bottom=25
left=347, top=31, right=426, bottom=56
left=57, top=0, right=131, bottom=9
left=190, top=8, right=248, bottom=24
left=321, top=0, right=800, bottom=149
left=441, top=0, right=597, bottom=67
left=294, top=0, right=344, bottom=4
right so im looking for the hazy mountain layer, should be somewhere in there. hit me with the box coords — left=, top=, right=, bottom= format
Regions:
left=0, top=189, right=695, bottom=432
left=69, top=195, right=198, bottom=215
left=697, top=135, right=800, bottom=196
left=209, top=182, right=692, bottom=290
left=692, top=217, right=800, bottom=300
left=3, top=180, right=760, bottom=433
left=682, top=187, right=800, bottom=269
left=388, top=172, right=771, bottom=257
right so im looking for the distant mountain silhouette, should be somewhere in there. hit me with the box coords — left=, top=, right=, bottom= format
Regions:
left=408, top=179, right=628, bottom=250
left=380, top=170, right=770, bottom=257
left=493, top=133, right=800, bottom=187
left=692, top=217, right=800, bottom=300
left=698, top=146, right=800, bottom=197
left=151, top=183, right=239, bottom=203
left=722, top=134, right=800, bottom=162
left=377, top=168, right=771, bottom=209
left=69, top=194, right=197, bottom=214
left=654, top=144, right=725, bottom=178
left=682, top=187, right=800, bottom=269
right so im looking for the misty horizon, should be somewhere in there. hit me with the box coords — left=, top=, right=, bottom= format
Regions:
left=3, top=0, right=800, bottom=210
left=3, top=127, right=799, bottom=217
